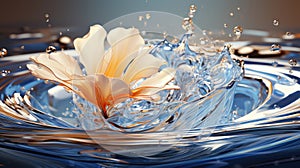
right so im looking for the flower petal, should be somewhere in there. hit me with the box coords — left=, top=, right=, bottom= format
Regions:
left=122, top=53, right=166, bottom=84
left=74, top=24, right=106, bottom=74
left=94, top=74, right=131, bottom=115
left=30, top=52, right=82, bottom=81
left=104, top=27, right=144, bottom=77
left=27, top=64, right=64, bottom=83
left=132, top=68, right=179, bottom=100
left=137, top=67, right=177, bottom=88
left=27, top=62, right=98, bottom=106
left=72, top=76, right=98, bottom=105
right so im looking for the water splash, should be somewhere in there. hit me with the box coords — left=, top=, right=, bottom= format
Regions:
left=0, top=11, right=300, bottom=167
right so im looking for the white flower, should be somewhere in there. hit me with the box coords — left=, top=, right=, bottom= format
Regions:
left=27, top=24, right=179, bottom=116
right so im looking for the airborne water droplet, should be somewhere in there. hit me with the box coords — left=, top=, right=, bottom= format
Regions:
left=288, top=59, right=297, bottom=66
left=233, top=26, right=243, bottom=38
left=1, top=70, right=7, bottom=77
left=224, top=23, right=228, bottom=28
left=189, top=4, right=197, bottom=13
left=229, top=12, right=234, bottom=17
left=182, top=17, right=194, bottom=31
left=273, top=19, right=279, bottom=26
left=163, top=31, right=167, bottom=39
left=138, top=15, right=144, bottom=21
left=0, top=48, right=8, bottom=57
left=188, top=12, right=194, bottom=18
left=46, top=46, right=56, bottom=54
left=237, top=7, right=241, bottom=11
left=270, top=44, right=281, bottom=51
left=145, top=13, right=151, bottom=20
left=44, top=13, right=49, bottom=18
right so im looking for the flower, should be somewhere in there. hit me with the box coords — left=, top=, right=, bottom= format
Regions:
left=27, top=24, right=179, bottom=117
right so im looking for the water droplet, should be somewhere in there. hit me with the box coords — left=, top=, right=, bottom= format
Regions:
left=182, top=17, right=194, bottom=31
left=229, top=12, right=234, bottom=16
left=144, top=21, right=147, bottom=27
left=1, top=70, right=7, bottom=76
left=145, top=13, right=151, bottom=20
left=138, top=15, right=144, bottom=21
left=66, top=28, right=70, bottom=32
left=141, top=31, right=146, bottom=36
left=273, top=104, right=280, bottom=109
left=233, top=110, right=238, bottom=115
left=18, top=66, right=22, bottom=69
left=44, top=13, right=49, bottom=18
left=272, top=61, right=278, bottom=67
left=288, top=59, right=297, bottom=66
left=59, top=32, right=63, bottom=36
left=20, top=45, right=25, bottom=50
left=270, top=44, right=281, bottom=51
left=163, top=32, right=167, bottom=39
left=46, top=46, right=56, bottom=54
left=188, top=12, right=194, bottom=18
left=237, top=7, right=241, bottom=11
left=224, top=23, right=228, bottom=28
left=189, top=4, right=197, bottom=13
left=58, top=36, right=72, bottom=45
left=273, top=19, right=279, bottom=26
left=0, top=48, right=8, bottom=57
left=233, top=26, right=243, bottom=37
left=46, top=18, right=50, bottom=23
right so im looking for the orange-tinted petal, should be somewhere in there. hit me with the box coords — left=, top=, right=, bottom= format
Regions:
left=104, top=27, right=144, bottom=77
left=122, top=53, right=166, bottom=84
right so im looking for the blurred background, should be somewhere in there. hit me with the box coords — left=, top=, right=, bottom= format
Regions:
left=0, top=0, right=300, bottom=55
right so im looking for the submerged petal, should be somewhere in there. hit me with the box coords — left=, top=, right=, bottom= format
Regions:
left=104, top=27, right=144, bottom=77
left=132, top=68, right=179, bottom=100
left=137, top=68, right=177, bottom=88
left=74, top=24, right=106, bottom=74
